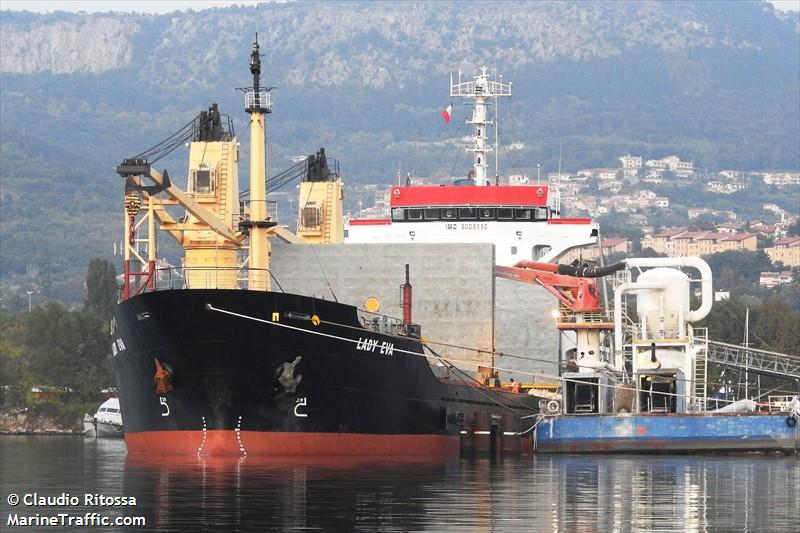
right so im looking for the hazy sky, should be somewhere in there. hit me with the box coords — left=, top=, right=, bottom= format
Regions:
left=1, top=0, right=798, bottom=14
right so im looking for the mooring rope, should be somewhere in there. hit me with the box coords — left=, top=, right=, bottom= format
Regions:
left=205, top=303, right=750, bottom=407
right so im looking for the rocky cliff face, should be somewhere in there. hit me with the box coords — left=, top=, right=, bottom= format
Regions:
left=1, top=1, right=794, bottom=88
left=0, top=16, right=135, bottom=74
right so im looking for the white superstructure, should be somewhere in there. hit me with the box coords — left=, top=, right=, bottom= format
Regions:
left=345, top=67, right=598, bottom=266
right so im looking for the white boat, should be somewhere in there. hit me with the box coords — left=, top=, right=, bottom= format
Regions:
left=345, top=67, right=598, bottom=265
left=83, top=397, right=124, bottom=438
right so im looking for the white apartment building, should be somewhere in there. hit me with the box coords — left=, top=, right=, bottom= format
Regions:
left=619, top=155, right=643, bottom=169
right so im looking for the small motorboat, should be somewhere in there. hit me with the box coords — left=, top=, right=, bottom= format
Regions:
left=83, top=398, right=124, bottom=438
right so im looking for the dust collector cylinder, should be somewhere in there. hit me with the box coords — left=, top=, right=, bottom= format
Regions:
left=636, top=267, right=690, bottom=337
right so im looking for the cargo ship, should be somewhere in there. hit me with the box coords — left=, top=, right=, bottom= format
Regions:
left=345, top=67, right=598, bottom=266
left=495, top=258, right=800, bottom=453
left=111, top=39, right=542, bottom=457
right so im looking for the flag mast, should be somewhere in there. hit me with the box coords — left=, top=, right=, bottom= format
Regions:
left=449, top=66, right=511, bottom=186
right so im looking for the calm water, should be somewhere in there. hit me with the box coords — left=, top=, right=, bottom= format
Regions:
left=1, top=436, right=799, bottom=532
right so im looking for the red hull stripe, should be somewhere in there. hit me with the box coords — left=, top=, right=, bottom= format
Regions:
left=348, top=219, right=392, bottom=226
left=389, top=185, right=549, bottom=207
left=125, top=430, right=460, bottom=457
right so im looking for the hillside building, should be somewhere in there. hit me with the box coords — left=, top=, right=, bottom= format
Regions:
left=716, top=222, right=744, bottom=234
left=645, top=155, right=694, bottom=178
left=706, top=181, right=746, bottom=194
left=619, top=155, right=643, bottom=169
left=762, top=172, right=800, bottom=186
left=642, top=229, right=757, bottom=257
left=759, top=271, right=794, bottom=288
left=765, top=237, right=800, bottom=267
left=718, top=170, right=742, bottom=180
left=618, top=155, right=642, bottom=179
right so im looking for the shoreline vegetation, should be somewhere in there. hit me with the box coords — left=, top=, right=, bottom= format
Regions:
left=1, top=258, right=118, bottom=436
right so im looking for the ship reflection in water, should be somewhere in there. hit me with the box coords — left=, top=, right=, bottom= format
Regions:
left=1, top=437, right=798, bottom=532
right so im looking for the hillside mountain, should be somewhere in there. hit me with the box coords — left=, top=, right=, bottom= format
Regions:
left=0, top=1, right=798, bottom=298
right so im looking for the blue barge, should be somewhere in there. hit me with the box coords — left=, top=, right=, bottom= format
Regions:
left=510, top=257, right=800, bottom=455
left=535, top=413, right=799, bottom=453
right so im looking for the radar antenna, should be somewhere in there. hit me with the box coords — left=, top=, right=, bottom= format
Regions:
left=449, top=67, right=511, bottom=186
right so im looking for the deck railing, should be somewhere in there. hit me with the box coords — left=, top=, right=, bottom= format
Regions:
left=356, top=309, right=405, bottom=335
left=121, top=266, right=275, bottom=296
left=244, top=90, right=272, bottom=112
left=121, top=267, right=419, bottom=336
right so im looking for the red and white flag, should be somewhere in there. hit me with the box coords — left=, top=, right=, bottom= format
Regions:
left=441, top=104, right=452, bottom=123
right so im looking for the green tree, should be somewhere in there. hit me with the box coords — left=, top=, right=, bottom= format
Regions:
left=752, top=298, right=800, bottom=355
left=84, top=258, right=117, bottom=320
left=700, top=297, right=754, bottom=345
left=770, top=268, right=800, bottom=312
left=702, top=297, right=800, bottom=356
left=25, top=301, right=111, bottom=400
left=703, top=250, right=772, bottom=287
left=0, top=340, right=34, bottom=406
left=689, top=219, right=716, bottom=231
left=0, top=311, right=32, bottom=405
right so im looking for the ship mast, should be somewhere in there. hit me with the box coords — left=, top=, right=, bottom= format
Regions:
left=450, top=66, right=511, bottom=186
left=244, top=36, right=274, bottom=291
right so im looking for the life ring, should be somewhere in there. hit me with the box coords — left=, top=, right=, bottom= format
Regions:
left=787, top=416, right=797, bottom=428
left=546, top=400, right=560, bottom=414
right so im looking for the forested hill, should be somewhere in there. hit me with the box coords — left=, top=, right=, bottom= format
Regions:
left=0, top=1, right=798, bottom=293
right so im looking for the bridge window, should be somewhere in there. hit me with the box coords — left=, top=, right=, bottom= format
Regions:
left=424, top=208, right=440, bottom=220
left=301, top=207, right=321, bottom=228
left=442, top=208, right=457, bottom=220
left=192, top=168, right=214, bottom=193
left=497, top=208, right=514, bottom=220
left=407, top=208, right=423, bottom=221
left=514, top=209, right=531, bottom=220
left=391, top=208, right=405, bottom=221
left=479, top=208, right=495, bottom=220
left=458, top=207, right=477, bottom=220
left=534, top=207, right=549, bottom=220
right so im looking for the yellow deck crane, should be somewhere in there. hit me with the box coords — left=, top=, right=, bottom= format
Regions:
left=115, top=38, right=343, bottom=299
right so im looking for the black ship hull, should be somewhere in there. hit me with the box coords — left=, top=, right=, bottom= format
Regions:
left=112, top=289, right=539, bottom=456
